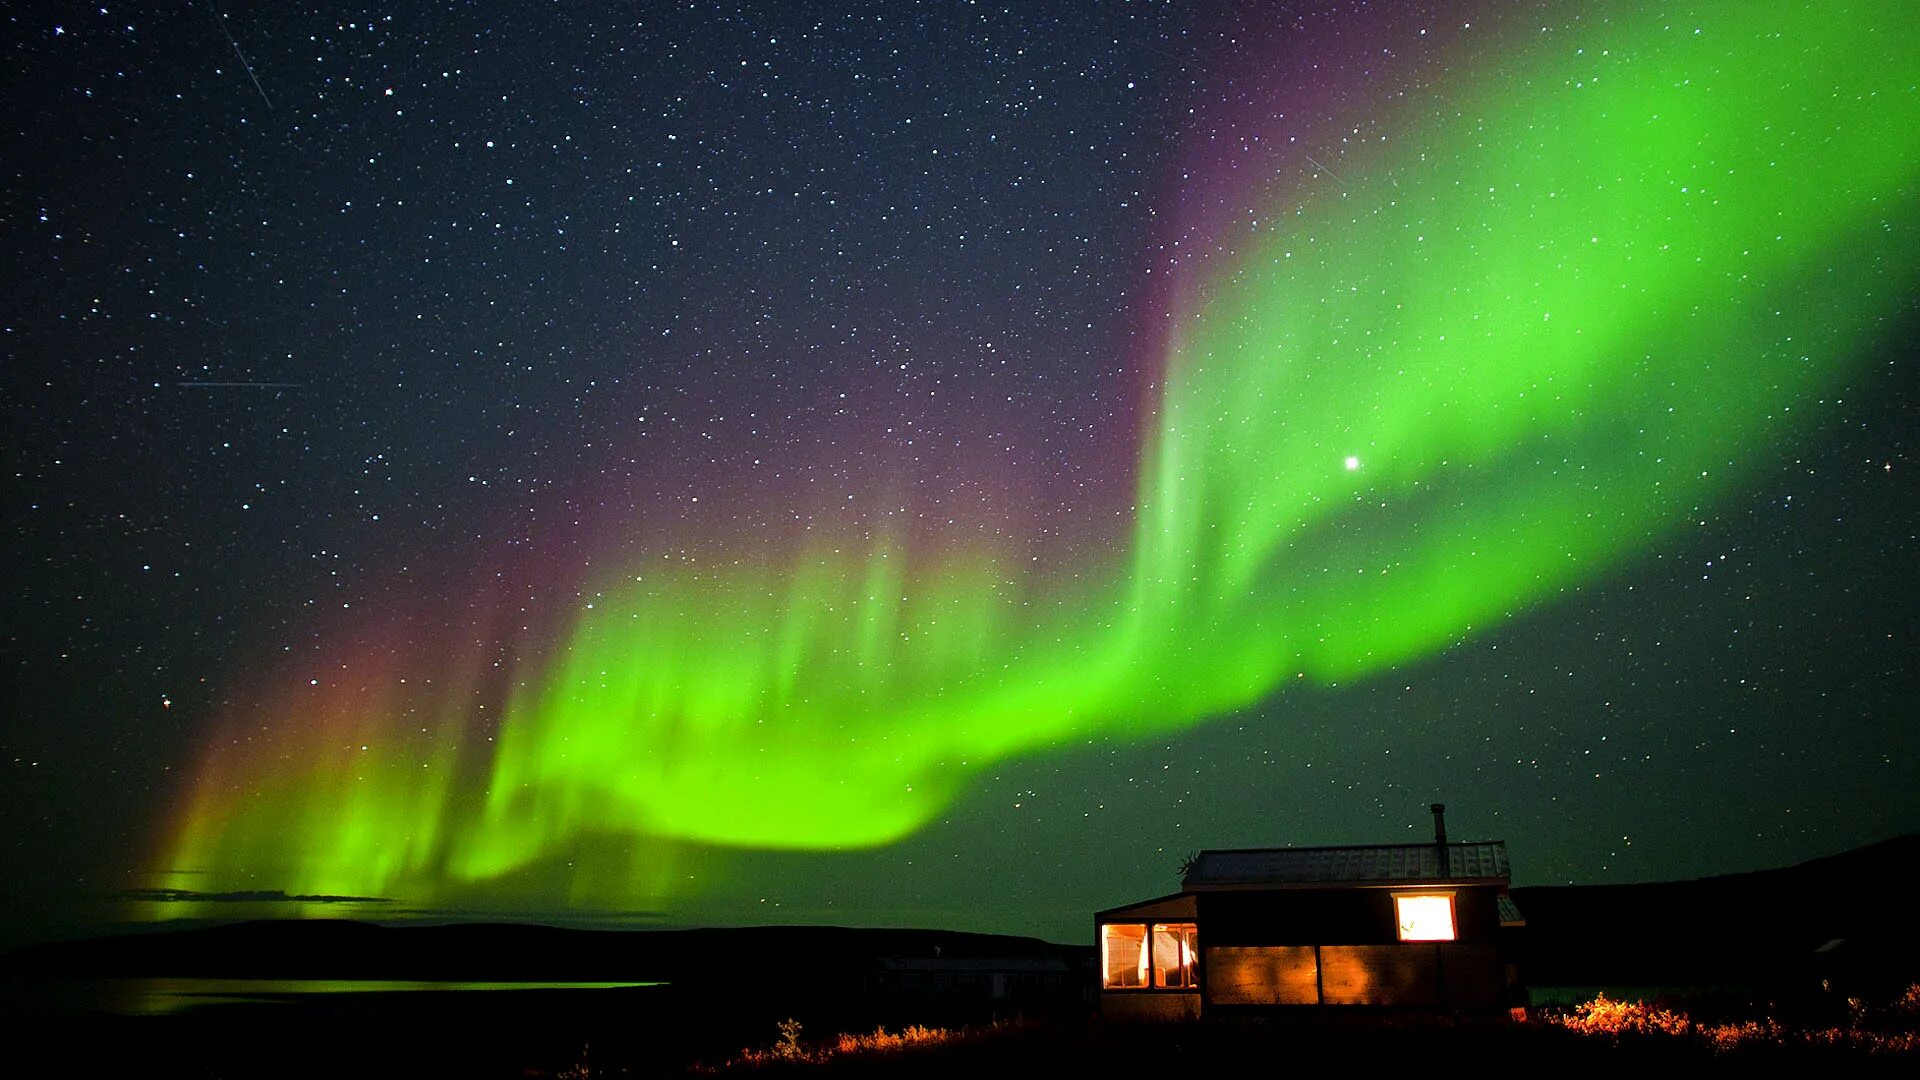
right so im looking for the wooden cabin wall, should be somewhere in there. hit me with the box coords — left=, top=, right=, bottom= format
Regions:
left=1194, top=886, right=1507, bottom=1008
left=1100, top=991, right=1204, bottom=1022
left=1204, top=943, right=1502, bottom=1007
left=1196, top=886, right=1504, bottom=945
left=1207, top=946, right=1319, bottom=1005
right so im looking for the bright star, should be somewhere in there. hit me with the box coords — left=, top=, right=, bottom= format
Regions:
left=1344, top=455, right=1361, bottom=471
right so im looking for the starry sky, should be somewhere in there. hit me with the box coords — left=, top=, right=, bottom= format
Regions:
left=3, top=2, right=1915, bottom=947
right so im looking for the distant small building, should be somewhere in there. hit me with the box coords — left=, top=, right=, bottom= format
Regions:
left=868, top=955, right=1073, bottom=1002
left=1096, top=804, right=1525, bottom=1020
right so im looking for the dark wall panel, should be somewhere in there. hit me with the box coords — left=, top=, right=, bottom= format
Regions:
left=1206, top=945, right=1319, bottom=1005
left=1320, top=944, right=1436, bottom=1005
left=1439, top=943, right=1502, bottom=1006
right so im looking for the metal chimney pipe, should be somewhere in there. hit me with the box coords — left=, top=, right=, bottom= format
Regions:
left=1430, top=803, right=1451, bottom=876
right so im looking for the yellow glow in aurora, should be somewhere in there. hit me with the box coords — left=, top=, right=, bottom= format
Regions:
left=158, top=2, right=1919, bottom=909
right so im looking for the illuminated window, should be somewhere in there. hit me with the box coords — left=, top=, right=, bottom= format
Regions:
left=1151, top=923, right=1200, bottom=988
left=1101, top=921, right=1200, bottom=990
left=1394, top=893, right=1456, bottom=941
left=1101, top=923, right=1149, bottom=988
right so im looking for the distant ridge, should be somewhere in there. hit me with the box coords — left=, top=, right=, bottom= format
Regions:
left=2, top=920, right=1088, bottom=985
left=117, top=888, right=391, bottom=905
left=1513, top=833, right=1919, bottom=990
left=9, top=836, right=1914, bottom=993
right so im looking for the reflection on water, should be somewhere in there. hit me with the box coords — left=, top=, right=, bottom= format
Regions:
left=7, top=977, right=664, bottom=1016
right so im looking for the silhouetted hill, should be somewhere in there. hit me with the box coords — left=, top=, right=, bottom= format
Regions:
left=2, top=920, right=1088, bottom=988
left=1514, top=833, right=1918, bottom=992
left=8, top=835, right=1913, bottom=997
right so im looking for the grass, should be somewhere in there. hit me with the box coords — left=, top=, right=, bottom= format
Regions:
left=673, top=983, right=1920, bottom=1077
left=695, top=1017, right=968, bottom=1070
left=1542, top=983, right=1920, bottom=1055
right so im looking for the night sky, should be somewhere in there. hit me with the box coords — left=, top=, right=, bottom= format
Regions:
left=3, top=2, right=1915, bottom=947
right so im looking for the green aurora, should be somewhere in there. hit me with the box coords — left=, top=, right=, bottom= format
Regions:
left=157, top=1, right=1919, bottom=910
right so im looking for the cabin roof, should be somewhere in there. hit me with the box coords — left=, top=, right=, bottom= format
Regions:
left=1095, top=891, right=1198, bottom=922
left=1497, top=892, right=1526, bottom=927
left=1182, top=841, right=1511, bottom=889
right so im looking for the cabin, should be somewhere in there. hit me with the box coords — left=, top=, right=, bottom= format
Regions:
left=1095, top=805, right=1525, bottom=1020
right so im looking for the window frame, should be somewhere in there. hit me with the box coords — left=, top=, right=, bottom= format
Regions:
left=1391, top=890, right=1458, bottom=942
left=1099, top=919, right=1200, bottom=992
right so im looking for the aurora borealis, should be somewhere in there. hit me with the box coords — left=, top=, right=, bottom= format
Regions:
left=4, top=2, right=1916, bottom=943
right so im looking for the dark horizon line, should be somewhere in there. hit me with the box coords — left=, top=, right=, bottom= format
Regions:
left=118, top=888, right=391, bottom=905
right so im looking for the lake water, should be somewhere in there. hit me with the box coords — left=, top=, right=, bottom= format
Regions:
left=5, top=976, right=665, bottom=1016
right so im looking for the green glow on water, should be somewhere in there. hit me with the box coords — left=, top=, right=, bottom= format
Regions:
left=158, top=2, right=1918, bottom=909
left=55, top=979, right=663, bottom=1017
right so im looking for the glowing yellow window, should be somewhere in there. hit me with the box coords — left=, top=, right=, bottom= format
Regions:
left=1101, top=922, right=1200, bottom=990
left=1101, top=923, right=1149, bottom=988
left=1150, top=922, right=1199, bottom=988
left=1394, top=893, right=1456, bottom=941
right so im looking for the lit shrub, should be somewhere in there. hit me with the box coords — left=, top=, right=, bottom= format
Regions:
left=706, top=1019, right=961, bottom=1070
left=1552, top=994, right=1691, bottom=1038
left=1545, top=988, right=1920, bottom=1056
